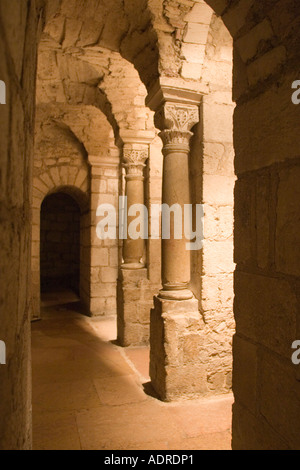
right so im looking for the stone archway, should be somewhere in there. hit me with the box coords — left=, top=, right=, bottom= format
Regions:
left=31, top=166, right=89, bottom=319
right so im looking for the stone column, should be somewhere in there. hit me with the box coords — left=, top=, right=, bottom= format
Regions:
left=117, top=133, right=158, bottom=347
left=122, top=147, right=148, bottom=269
left=155, top=103, right=199, bottom=300
left=146, top=84, right=204, bottom=401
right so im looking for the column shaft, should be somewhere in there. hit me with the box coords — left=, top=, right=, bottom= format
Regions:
left=156, top=103, right=199, bottom=300
left=122, top=148, right=148, bottom=269
left=161, top=140, right=191, bottom=297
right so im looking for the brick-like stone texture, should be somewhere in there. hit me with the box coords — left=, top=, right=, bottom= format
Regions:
left=0, top=0, right=46, bottom=450
left=117, top=268, right=161, bottom=346
left=189, top=13, right=235, bottom=400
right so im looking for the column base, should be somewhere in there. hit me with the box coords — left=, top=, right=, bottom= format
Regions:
left=121, top=262, right=145, bottom=270
left=117, top=268, right=159, bottom=347
left=150, top=295, right=208, bottom=401
left=158, top=288, right=194, bottom=301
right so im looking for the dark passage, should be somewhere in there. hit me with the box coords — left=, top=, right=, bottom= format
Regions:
left=40, top=193, right=80, bottom=295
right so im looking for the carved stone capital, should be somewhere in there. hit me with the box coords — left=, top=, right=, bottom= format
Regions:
left=123, top=148, right=148, bottom=165
left=159, top=130, right=193, bottom=150
left=155, top=103, right=199, bottom=134
left=155, top=103, right=199, bottom=153
left=123, top=148, right=148, bottom=178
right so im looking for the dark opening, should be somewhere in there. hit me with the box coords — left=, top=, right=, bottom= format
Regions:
left=40, top=193, right=80, bottom=296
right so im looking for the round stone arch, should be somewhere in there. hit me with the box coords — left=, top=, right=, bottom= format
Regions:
left=37, top=34, right=156, bottom=143
left=36, top=48, right=120, bottom=143
left=43, top=184, right=89, bottom=212
left=43, top=0, right=160, bottom=90
left=31, top=173, right=89, bottom=320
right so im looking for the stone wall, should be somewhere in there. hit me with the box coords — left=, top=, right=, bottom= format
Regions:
left=89, top=154, right=120, bottom=316
left=117, top=268, right=160, bottom=346
left=215, top=0, right=300, bottom=451
left=190, top=13, right=235, bottom=394
left=0, top=0, right=45, bottom=451
left=233, top=75, right=300, bottom=449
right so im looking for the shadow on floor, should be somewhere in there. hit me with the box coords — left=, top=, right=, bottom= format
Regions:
left=142, top=382, right=161, bottom=400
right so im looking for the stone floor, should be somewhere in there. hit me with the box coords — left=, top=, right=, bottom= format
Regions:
left=32, top=292, right=233, bottom=450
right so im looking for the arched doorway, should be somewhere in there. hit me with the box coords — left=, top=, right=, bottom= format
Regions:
left=40, top=192, right=81, bottom=301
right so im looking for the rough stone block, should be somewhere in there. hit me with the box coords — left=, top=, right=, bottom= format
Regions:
left=259, top=351, right=300, bottom=449
left=232, top=334, right=257, bottom=414
left=203, top=239, right=235, bottom=275
left=275, top=165, right=300, bottom=276
left=150, top=296, right=208, bottom=401
left=234, top=178, right=254, bottom=265
left=101, top=267, right=118, bottom=283
left=236, top=19, right=274, bottom=63
left=234, top=74, right=300, bottom=174
left=234, top=271, right=297, bottom=359
left=223, top=0, right=255, bottom=37
left=247, top=46, right=286, bottom=87
left=90, top=247, right=109, bottom=267
left=183, top=23, right=210, bottom=45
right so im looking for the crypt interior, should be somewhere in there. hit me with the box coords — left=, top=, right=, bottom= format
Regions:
left=0, top=0, right=300, bottom=450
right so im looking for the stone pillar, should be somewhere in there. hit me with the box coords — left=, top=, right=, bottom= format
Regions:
left=156, top=103, right=199, bottom=301
left=122, top=147, right=148, bottom=269
left=117, top=146, right=149, bottom=345
left=146, top=84, right=204, bottom=401
left=117, top=133, right=158, bottom=347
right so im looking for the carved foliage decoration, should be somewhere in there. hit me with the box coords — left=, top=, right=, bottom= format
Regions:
left=155, top=102, right=199, bottom=149
left=155, top=103, right=199, bottom=133
left=123, top=149, right=148, bottom=165
left=123, top=148, right=148, bottom=177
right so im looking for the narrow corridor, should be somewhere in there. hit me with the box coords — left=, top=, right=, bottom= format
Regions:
left=32, top=294, right=233, bottom=450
